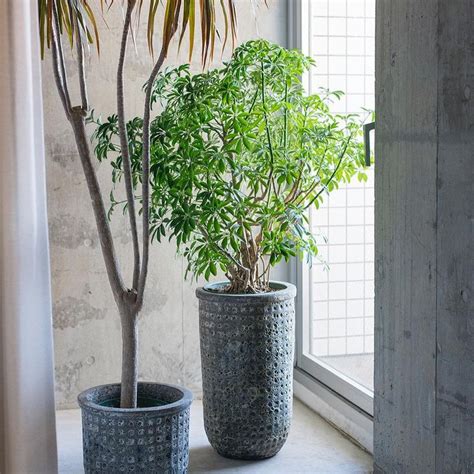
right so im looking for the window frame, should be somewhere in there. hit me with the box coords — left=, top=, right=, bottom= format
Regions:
left=289, top=0, right=374, bottom=419
left=295, top=259, right=374, bottom=415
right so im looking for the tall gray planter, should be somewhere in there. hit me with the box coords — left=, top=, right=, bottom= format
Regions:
left=196, top=281, right=296, bottom=460
left=78, top=382, right=192, bottom=473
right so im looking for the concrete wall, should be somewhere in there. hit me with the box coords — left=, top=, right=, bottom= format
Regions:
left=42, top=1, right=288, bottom=409
left=374, top=1, right=474, bottom=472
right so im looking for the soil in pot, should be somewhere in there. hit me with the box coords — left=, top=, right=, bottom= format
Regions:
left=98, top=396, right=168, bottom=409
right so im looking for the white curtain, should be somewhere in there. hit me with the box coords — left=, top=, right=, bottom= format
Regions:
left=0, top=1, right=58, bottom=473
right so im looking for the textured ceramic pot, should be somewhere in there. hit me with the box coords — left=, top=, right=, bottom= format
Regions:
left=196, top=281, right=297, bottom=460
left=78, top=382, right=192, bottom=473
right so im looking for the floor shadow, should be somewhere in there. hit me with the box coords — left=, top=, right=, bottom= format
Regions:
left=188, top=445, right=271, bottom=472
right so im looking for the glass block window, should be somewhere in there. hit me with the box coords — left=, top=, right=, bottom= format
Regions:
left=310, top=168, right=374, bottom=357
left=305, top=0, right=375, bottom=359
left=307, top=0, right=375, bottom=115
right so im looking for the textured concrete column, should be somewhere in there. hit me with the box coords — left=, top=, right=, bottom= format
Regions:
left=0, top=1, right=58, bottom=473
left=375, top=1, right=473, bottom=472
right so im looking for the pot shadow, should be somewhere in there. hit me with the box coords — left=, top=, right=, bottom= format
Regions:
left=188, top=445, right=273, bottom=472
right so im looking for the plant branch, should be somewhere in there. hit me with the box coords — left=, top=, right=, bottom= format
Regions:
left=53, top=6, right=73, bottom=112
left=117, top=0, right=141, bottom=291
left=284, top=108, right=308, bottom=204
left=136, top=45, right=169, bottom=309
left=51, top=7, right=71, bottom=117
left=70, top=111, right=125, bottom=299
left=304, top=134, right=352, bottom=210
left=292, top=144, right=328, bottom=206
left=240, top=226, right=252, bottom=278
left=75, top=16, right=89, bottom=111
left=248, top=86, right=259, bottom=113
left=257, top=254, right=271, bottom=280
left=198, top=224, right=250, bottom=275
left=284, top=165, right=304, bottom=204
left=136, top=0, right=185, bottom=306
left=260, top=60, right=278, bottom=199
left=214, top=120, right=238, bottom=187
left=283, top=81, right=288, bottom=149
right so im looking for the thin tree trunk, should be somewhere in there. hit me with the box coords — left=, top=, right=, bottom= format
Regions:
left=74, top=16, right=88, bottom=111
left=47, top=0, right=242, bottom=411
left=117, top=1, right=141, bottom=291
left=50, top=7, right=71, bottom=117
left=136, top=46, right=168, bottom=308
left=119, top=306, right=139, bottom=408
left=70, top=111, right=140, bottom=407
left=69, top=111, right=124, bottom=300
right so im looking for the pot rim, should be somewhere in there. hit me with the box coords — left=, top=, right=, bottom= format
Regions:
left=77, top=381, right=193, bottom=415
left=196, top=280, right=296, bottom=300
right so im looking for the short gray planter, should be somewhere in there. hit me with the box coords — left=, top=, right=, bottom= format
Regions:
left=196, top=281, right=297, bottom=460
left=78, top=382, right=193, bottom=473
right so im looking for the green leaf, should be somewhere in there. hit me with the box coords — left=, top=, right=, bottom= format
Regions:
left=96, top=39, right=367, bottom=294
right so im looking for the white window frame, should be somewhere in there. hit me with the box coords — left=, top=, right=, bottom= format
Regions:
left=295, top=259, right=374, bottom=415
left=288, top=0, right=374, bottom=451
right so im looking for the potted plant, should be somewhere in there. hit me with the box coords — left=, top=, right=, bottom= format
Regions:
left=96, top=39, right=367, bottom=460
left=38, top=1, right=245, bottom=471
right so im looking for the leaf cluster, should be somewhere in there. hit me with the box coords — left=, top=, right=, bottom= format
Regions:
left=39, top=0, right=239, bottom=63
left=93, top=40, right=367, bottom=293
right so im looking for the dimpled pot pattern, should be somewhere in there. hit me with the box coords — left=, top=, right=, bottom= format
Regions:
left=78, top=382, right=192, bottom=473
left=196, top=281, right=296, bottom=460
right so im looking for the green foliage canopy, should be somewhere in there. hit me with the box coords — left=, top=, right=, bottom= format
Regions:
left=92, top=40, right=367, bottom=293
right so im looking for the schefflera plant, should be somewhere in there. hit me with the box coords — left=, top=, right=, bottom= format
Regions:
left=95, top=40, right=367, bottom=294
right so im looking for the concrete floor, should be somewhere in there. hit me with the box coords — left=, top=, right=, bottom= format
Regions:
left=57, top=399, right=372, bottom=473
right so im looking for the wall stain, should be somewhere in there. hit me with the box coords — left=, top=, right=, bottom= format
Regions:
left=53, top=296, right=106, bottom=330
left=46, top=134, right=78, bottom=159
left=55, top=360, right=84, bottom=405
left=51, top=151, right=79, bottom=169
left=49, top=214, right=97, bottom=250
left=139, top=346, right=184, bottom=383
left=113, top=224, right=133, bottom=245
left=140, top=286, right=169, bottom=316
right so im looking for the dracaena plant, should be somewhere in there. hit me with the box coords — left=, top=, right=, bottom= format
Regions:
left=38, top=0, right=244, bottom=408
left=92, top=40, right=367, bottom=295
